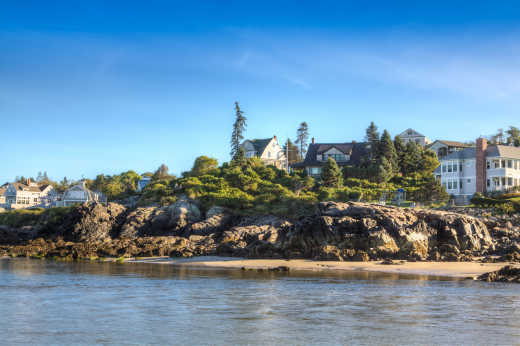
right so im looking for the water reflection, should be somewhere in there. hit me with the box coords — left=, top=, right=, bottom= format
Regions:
left=1, top=258, right=520, bottom=345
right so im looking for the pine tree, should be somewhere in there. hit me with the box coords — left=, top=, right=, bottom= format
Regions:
left=295, top=122, right=309, bottom=160
left=283, top=139, right=301, bottom=164
left=376, top=157, right=393, bottom=183
left=421, top=149, right=440, bottom=173
left=379, top=130, right=398, bottom=176
left=230, top=101, right=247, bottom=161
left=394, top=135, right=405, bottom=174
left=402, top=142, right=423, bottom=175
left=321, top=157, right=342, bottom=188
left=365, top=121, right=380, bottom=162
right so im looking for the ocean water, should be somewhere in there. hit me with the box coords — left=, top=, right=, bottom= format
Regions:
left=1, top=258, right=519, bottom=345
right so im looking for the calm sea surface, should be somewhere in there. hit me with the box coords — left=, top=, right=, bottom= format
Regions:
left=1, top=258, right=519, bottom=346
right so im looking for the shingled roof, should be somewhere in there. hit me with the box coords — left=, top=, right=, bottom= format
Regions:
left=248, top=138, right=272, bottom=155
left=292, top=142, right=369, bottom=168
left=487, top=145, right=520, bottom=159
left=430, top=140, right=472, bottom=148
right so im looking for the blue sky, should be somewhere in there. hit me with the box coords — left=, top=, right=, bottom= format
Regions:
left=1, top=1, right=520, bottom=182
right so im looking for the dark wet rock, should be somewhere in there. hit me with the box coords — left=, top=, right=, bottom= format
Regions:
left=1, top=201, right=518, bottom=262
left=478, top=265, right=520, bottom=283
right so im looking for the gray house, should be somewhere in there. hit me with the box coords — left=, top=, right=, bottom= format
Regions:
left=59, top=181, right=107, bottom=206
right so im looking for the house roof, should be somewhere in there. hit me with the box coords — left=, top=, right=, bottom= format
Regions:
left=242, top=138, right=273, bottom=156
left=399, top=128, right=425, bottom=138
left=291, top=142, right=369, bottom=168
left=430, top=140, right=472, bottom=148
left=9, top=182, right=43, bottom=193
left=486, top=145, right=520, bottom=159
left=315, top=143, right=354, bottom=155
left=440, top=147, right=476, bottom=160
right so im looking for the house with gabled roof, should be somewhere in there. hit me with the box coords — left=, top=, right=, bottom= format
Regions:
left=436, top=138, right=520, bottom=204
left=428, top=140, right=473, bottom=159
left=58, top=181, right=107, bottom=207
left=4, top=179, right=58, bottom=209
left=291, top=138, right=370, bottom=177
left=398, top=128, right=431, bottom=147
left=0, top=183, right=8, bottom=206
left=240, top=136, right=287, bottom=169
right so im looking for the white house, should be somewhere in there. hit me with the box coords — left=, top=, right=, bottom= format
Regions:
left=398, top=128, right=431, bottom=147
left=0, top=183, right=8, bottom=206
left=3, top=179, right=57, bottom=209
left=436, top=138, right=520, bottom=204
left=59, top=181, right=107, bottom=207
left=137, top=176, right=151, bottom=192
left=240, top=136, right=287, bottom=169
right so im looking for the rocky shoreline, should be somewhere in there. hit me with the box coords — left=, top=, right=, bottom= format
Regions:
left=1, top=200, right=520, bottom=279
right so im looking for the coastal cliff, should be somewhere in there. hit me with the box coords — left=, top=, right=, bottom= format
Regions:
left=1, top=200, right=519, bottom=263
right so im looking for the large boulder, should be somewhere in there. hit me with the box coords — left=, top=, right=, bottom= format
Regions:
left=69, top=202, right=127, bottom=242
left=166, top=197, right=201, bottom=230
left=185, top=206, right=232, bottom=236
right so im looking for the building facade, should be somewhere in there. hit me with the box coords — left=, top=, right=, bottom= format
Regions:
left=437, top=138, right=520, bottom=204
left=291, top=138, right=369, bottom=178
left=59, top=181, right=107, bottom=207
left=137, top=176, right=151, bottom=192
left=241, top=136, right=287, bottom=169
left=3, top=179, right=57, bottom=209
left=398, top=128, right=431, bottom=147
left=428, top=140, right=473, bottom=159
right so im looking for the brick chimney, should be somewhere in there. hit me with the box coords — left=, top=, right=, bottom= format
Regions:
left=476, top=137, right=488, bottom=193
left=311, top=137, right=315, bottom=144
left=26, top=178, right=31, bottom=186
left=273, top=135, right=277, bottom=141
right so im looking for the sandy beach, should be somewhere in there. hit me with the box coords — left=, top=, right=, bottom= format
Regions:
left=128, top=257, right=514, bottom=279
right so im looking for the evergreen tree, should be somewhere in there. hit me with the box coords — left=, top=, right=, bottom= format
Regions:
left=393, top=135, right=406, bottom=173
left=230, top=101, right=247, bottom=160
left=365, top=121, right=380, bottom=162
left=283, top=139, right=301, bottom=164
left=321, top=157, right=342, bottom=188
left=376, top=157, right=393, bottom=183
left=190, top=156, right=219, bottom=177
left=401, top=142, right=423, bottom=175
left=379, top=130, right=398, bottom=175
left=295, top=122, right=309, bottom=160
left=421, top=149, right=440, bottom=173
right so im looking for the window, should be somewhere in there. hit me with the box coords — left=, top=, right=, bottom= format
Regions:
left=508, top=160, right=513, bottom=168
left=442, top=164, right=446, bottom=173
left=502, top=177, right=506, bottom=186
left=448, top=163, right=453, bottom=173
left=467, top=179, right=471, bottom=183
left=324, top=154, right=348, bottom=162
left=453, top=162, right=457, bottom=172
left=494, top=160, right=500, bottom=168
left=502, top=160, right=506, bottom=168
left=508, top=177, right=513, bottom=186
left=309, top=167, right=322, bottom=175
left=486, top=161, right=491, bottom=169
left=448, top=181, right=452, bottom=189
left=487, top=179, right=490, bottom=187
left=460, top=180, right=463, bottom=189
